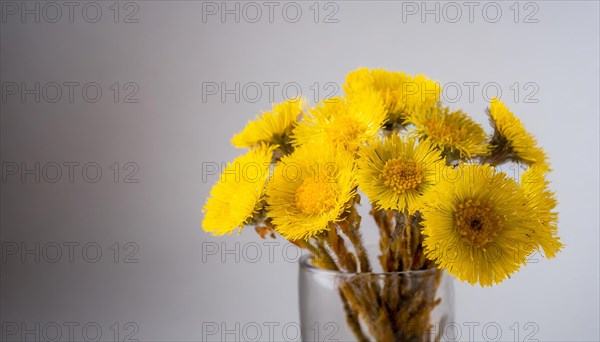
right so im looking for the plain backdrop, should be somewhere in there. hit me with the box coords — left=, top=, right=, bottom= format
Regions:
left=1, top=1, right=599, bottom=341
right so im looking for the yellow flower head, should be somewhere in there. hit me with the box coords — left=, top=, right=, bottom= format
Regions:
left=488, top=98, right=547, bottom=166
left=407, top=106, right=488, bottom=159
left=266, top=145, right=357, bottom=240
left=520, top=165, right=562, bottom=258
left=343, top=68, right=441, bottom=125
left=202, top=145, right=274, bottom=235
left=292, top=92, right=386, bottom=151
left=231, top=98, right=306, bottom=149
left=420, top=164, right=540, bottom=286
left=357, top=135, right=445, bottom=212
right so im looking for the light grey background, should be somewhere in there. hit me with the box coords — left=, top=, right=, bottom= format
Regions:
left=1, top=1, right=598, bottom=341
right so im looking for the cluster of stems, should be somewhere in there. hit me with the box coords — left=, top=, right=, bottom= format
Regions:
left=276, top=196, right=446, bottom=341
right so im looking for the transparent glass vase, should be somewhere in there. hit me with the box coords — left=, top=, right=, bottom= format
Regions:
left=299, top=254, right=454, bottom=342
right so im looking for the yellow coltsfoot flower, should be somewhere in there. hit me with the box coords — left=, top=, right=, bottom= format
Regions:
left=343, top=67, right=441, bottom=126
left=202, top=145, right=274, bottom=235
left=420, top=164, right=544, bottom=286
left=292, top=93, right=386, bottom=151
left=487, top=98, right=548, bottom=166
left=266, top=144, right=357, bottom=240
left=407, top=106, right=488, bottom=161
left=357, top=135, right=445, bottom=212
left=520, top=165, right=563, bottom=258
left=231, top=98, right=306, bottom=150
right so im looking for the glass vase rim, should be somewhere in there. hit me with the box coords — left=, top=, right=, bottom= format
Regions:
left=299, top=254, right=440, bottom=277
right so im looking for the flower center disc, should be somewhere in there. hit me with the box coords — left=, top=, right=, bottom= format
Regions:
left=425, top=118, right=463, bottom=144
left=381, top=158, right=423, bottom=192
left=295, top=178, right=337, bottom=215
left=326, top=116, right=362, bottom=147
left=455, top=199, right=501, bottom=247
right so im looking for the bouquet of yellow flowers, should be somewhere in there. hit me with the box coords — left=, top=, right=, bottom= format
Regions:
left=202, top=68, right=562, bottom=341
